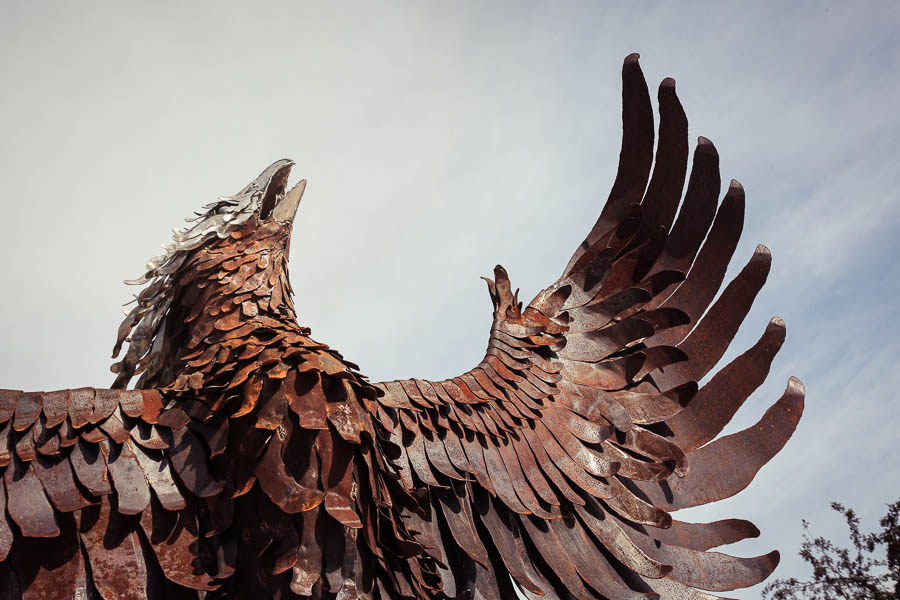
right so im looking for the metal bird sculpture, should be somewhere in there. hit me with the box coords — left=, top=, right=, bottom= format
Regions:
left=0, top=55, right=803, bottom=599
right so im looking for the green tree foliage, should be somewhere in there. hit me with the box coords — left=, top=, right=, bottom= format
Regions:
left=764, top=499, right=899, bottom=600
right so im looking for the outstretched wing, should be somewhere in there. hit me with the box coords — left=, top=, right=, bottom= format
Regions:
left=369, top=54, right=804, bottom=599
left=0, top=370, right=379, bottom=599
left=0, top=387, right=229, bottom=597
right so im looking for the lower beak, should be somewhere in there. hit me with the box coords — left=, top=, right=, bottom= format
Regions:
left=272, top=179, right=307, bottom=223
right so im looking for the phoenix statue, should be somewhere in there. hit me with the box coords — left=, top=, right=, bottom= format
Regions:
left=0, top=55, right=804, bottom=599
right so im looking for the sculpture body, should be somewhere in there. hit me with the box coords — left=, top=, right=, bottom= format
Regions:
left=0, top=55, right=803, bottom=599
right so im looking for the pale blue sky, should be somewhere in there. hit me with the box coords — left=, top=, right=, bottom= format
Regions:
left=1, top=2, right=898, bottom=597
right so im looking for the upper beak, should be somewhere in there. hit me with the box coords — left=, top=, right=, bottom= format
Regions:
left=257, top=159, right=295, bottom=220
left=272, top=178, right=307, bottom=223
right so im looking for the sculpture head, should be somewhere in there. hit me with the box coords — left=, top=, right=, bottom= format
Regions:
left=111, top=160, right=307, bottom=390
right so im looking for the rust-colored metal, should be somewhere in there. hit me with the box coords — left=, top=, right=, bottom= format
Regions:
left=0, top=54, right=804, bottom=599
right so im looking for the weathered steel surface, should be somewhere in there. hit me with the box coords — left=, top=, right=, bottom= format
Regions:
left=0, top=54, right=803, bottom=599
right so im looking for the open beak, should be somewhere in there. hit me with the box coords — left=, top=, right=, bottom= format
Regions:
left=254, top=159, right=306, bottom=223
